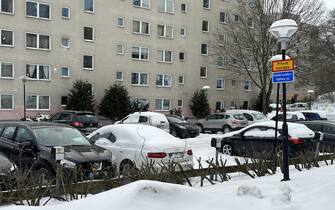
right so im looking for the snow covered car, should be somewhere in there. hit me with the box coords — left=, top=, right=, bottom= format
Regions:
left=88, top=124, right=194, bottom=175
left=116, top=112, right=170, bottom=133
left=267, top=111, right=305, bottom=122
left=226, top=110, right=268, bottom=125
left=212, top=121, right=316, bottom=157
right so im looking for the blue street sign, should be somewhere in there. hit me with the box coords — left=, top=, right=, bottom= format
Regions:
left=272, top=71, right=294, bottom=83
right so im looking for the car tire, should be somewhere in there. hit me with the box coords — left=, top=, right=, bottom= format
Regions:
left=36, top=167, right=53, bottom=185
left=120, top=161, right=136, bottom=175
left=170, top=128, right=178, bottom=137
left=221, top=143, right=233, bottom=155
left=196, top=124, right=204, bottom=133
left=223, top=125, right=232, bottom=134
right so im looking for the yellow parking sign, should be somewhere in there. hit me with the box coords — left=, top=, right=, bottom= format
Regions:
left=272, top=59, right=294, bottom=72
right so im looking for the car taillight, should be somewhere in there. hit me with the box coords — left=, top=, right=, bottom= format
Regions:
left=72, top=121, right=83, bottom=127
left=187, top=150, right=193, bottom=156
left=147, top=152, right=167, bottom=158
left=232, top=120, right=238, bottom=125
left=288, top=137, right=303, bottom=145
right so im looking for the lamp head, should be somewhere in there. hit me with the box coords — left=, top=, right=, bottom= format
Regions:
left=269, top=19, right=298, bottom=42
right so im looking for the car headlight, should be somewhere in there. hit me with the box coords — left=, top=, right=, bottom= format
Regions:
left=60, top=159, right=76, bottom=168
left=178, top=125, right=186, bottom=129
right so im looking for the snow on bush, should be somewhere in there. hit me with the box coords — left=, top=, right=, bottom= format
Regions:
left=237, top=184, right=263, bottom=199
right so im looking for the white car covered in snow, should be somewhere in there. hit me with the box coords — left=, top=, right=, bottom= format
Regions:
left=87, top=124, right=194, bottom=175
left=226, top=110, right=268, bottom=125
left=267, top=111, right=305, bottom=122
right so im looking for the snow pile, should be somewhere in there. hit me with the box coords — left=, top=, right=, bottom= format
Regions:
left=2, top=165, right=335, bottom=210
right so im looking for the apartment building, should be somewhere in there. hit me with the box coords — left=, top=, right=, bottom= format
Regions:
left=0, top=0, right=257, bottom=119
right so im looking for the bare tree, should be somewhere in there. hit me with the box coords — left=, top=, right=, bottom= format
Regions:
left=213, top=0, right=325, bottom=112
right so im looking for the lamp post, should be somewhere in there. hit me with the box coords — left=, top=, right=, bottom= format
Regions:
left=308, top=90, right=314, bottom=110
left=21, top=76, right=28, bottom=121
left=269, top=19, right=298, bottom=181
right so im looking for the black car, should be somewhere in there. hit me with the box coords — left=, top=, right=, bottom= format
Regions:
left=211, top=122, right=316, bottom=157
left=0, top=122, right=115, bottom=180
left=299, top=111, right=327, bottom=121
left=298, top=121, right=335, bottom=152
left=166, top=115, right=199, bottom=138
left=50, top=111, right=99, bottom=135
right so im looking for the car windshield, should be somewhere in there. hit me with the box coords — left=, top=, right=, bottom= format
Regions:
left=33, top=127, right=91, bottom=147
left=252, top=112, right=266, bottom=120
left=167, top=116, right=186, bottom=123
left=74, top=114, right=97, bottom=122
left=233, top=114, right=246, bottom=120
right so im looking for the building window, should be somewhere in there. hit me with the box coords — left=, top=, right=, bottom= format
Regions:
left=61, top=96, right=68, bottom=106
left=117, top=17, right=124, bottom=27
left=26, top=64, right=50, bottom=80
left=157, top=49, right=172, bottom=63
left=200, top=66, right=207, bottom=78
left=61, top=66, right=70, bottom=77
left=0, top=0, right=13, bottom=14
left=116, top=71, right=123, bottom=81
left=133, top=0, right=150, bottom=9
left=217, top=56, right=225, bottom=68
left=62, top=7, right=70, bottom=19
left=84, top=0, right=94, bottom=13
left=84, top=26, right=94, bottom=41
left=177, top=99, right=183, bottom=107
left=156, top=74, right=172, bottom=87
left=215, top=101, right=224, bottom=111
left=83, top=55, right=93, bottom=70
left=0, top=29, right=13, bottom=47
left=216, top=78, right=225, bottom=89
left=116, top=44, right=124, bottom=55
left=180, top=27, right=186, bottom=37
left=231, top=79, right=236, bottom=87
left=244, top=80, right=252, bottom=91
left=181, top=3, right=187, bottom=13
left=220, top=12, right=228, bottom=23
left=26, top=1, right=50, bottom=19
left=61, top=37, right=70, bottom=48
left=234, top=14, right=239, bottom=22
left=179, top=51, right=185, bottom=61
left=203, top=0, right=210, bottom=9
left=201, top=43, right=208, bottom=55
left=157, top=24, right=173, bottom=38
left=26, top=95, right=50, bottom=110
left=132, top=20, right=150, bottom=35
left=0, top=62, right=13, bottom=79
left=178, top=75, right=184, bottom=84
left=155, top=98, right=170, bottom=111
left=26, top=33, right=50, bottom=50
left=131, top=72, right=148, bottom=86
left=0, top=94, right=13, bottom=110
left=158, top=0, right=174, bottom=13
left=218, top=33, right=228, bottom=46
left=202, top=20, right=209, bottom=32
left=132, top=46, right=149, bottom=61
left=230, top=100, right=236, bottom=109
left=248, top=0, right=256, bottom=8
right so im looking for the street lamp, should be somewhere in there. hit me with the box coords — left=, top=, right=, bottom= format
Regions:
left=308, top=90, right=314, bottom=110
left=269, top=19, right=298, bottom=181
left=20, top=76, right=28, bottom=121
left=202, top=85, right=210, bottom=97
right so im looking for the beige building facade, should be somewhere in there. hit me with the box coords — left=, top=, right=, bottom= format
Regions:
left=0, top=0, right=258, bottom=120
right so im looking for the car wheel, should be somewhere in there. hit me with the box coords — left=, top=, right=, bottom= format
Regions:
left=223, top=125, right=232, bottom=133
left=196, top=124, right=203, bottom=133
left=37, top=168, right=53, bottom=185
left=221, top=143, right=233, bottom=155
left=170, top=128, right=178, bottom=137
left=120, top=161, right=136, bottom=175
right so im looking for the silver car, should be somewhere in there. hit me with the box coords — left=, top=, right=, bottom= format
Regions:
left=196, top=113, right=248, bottom=133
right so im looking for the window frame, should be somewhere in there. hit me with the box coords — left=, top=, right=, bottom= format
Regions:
left=131, top=46, right=149, bottom=61
left=157, top=24, right=173, bottom=39
left=201, top=43, right=208, bottom=56
left=61, top=7, right=70, bottom=19
left=203, top=0, right=210, bottom=9
left=244, top=80, right=252, bottom=91
left=216, top=78, right=225, bottom=90
left=83, top=55, right=94, bottom=70
left=131, top=72, right=149, bottom=86
left=178, top=75, right=184, bottom=85
left=158, top=0, right=174, bottom=14
left=25, top=32, right=51, bottom=50
left=132, top=19, right=150, bottom=35
left=83, top=26, right=94, bottom=42
left=202, top=20, right=209, bottom=33
left=0, top=94, right=14, bottom=110
left=25, top=0, right=51, bottom=20
left=61, top=36, right=70, bottom=48
left=177, top=99, right=183, bottom=107
left=0, top=0, right=14, bottom=14
left=157, top=49, right=173, bottom=63
left=219, top=11, right=228, bottom=24
left=180, top=26, right=186, bottom=37
left=132, top=0, right=150, bottom=9
left=180, top=3, right=187, bottom=13
left=60, top=96, right=68, bottom=107
left=200, top=66, right=208, bottom=78
left=26, top=63, right=51, bottom=81
left=156, top=74, right=172, bottom=87
left=155, top=98, right=171, bottom=111
left=215, top=100, right=224, bottom=111
left=83, top=0, right=94, bottom=13
left=26, top=94, right=50, bottom=110
left=117, top=16, right=125, bottom=28
left=0, top=61, right=14, bottom=79
left=60, top=66, right=70, bottom=78
left=116, top=44, right=125, bottom=55
left=116, top=71, right=123, bottom=81
left=0, top=29, right=14, bottom=47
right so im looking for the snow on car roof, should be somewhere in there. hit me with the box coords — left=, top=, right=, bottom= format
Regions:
left=132, top=111, right=166, bottom=117
left=226, top=109, right=261, bottom=114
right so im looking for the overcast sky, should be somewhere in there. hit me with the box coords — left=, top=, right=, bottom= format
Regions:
left=324, top=0, right=335, bottom=10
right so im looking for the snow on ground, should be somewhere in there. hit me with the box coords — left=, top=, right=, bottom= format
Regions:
left=2, top=165, right=335, bottom=210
